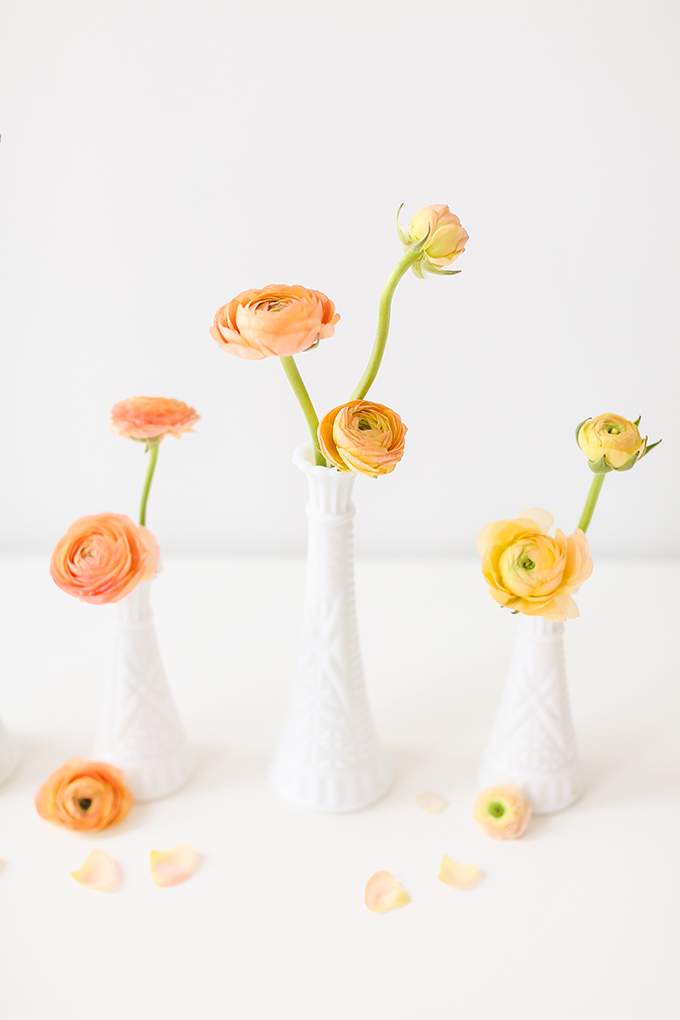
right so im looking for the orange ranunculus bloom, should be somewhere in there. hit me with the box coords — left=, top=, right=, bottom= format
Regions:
left=210, top=284, right=339, bottom=360
left=318, top=400, right=407, bottom=477
left=36, top=758, right=133, bottom=833
left=477, top=508, right=593, bottom=622
left=406, top=205, right=468, bottom=266
left=110, top=396, right=199, bottom=441
left=473, top=785, right=531, bottom=840
left=50, top=513, right=160, bottom=605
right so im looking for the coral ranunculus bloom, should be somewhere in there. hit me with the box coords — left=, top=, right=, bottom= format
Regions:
left=318, top=400, right=407, bottom=477
left=36, top=758, right=133, bottom=833
left=473, top=785, right=531, bottom=840
left=110, top=396, right=199, bottom=441
left=210, top=284, right=339, bottom=359
left=477, top=508, right=593, bottom=622
left=50, top=513, right=160, bottom=604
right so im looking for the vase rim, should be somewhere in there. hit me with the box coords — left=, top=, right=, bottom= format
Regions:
left=293, top=442, right=344, bottom=476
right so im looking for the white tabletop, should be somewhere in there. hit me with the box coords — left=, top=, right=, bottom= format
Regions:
left=1, top=555, right=678, bottom=1020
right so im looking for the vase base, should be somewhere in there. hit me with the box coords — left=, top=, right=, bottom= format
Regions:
left=477, top=758, right=580, bottom=814
left=269, top=753, right=393, bottom=813
left=0, top=728, right=19, bottom=788
left=93, top=740, right=195, bottom=802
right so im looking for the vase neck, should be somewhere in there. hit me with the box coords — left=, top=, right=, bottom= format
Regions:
left=294, top=443, right=357, bottom=524
left=117, top=580, right=152, bottom=625
left=516, top=614, right=565, bottom=639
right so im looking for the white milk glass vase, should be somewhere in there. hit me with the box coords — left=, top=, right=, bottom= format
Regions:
left=0, top=715, right=19, bottom=788
left=93, top=575, right=194, bottom=801
left=478, top=614, right=580, bottom=813
left=269, top=444, right=392, bottom=812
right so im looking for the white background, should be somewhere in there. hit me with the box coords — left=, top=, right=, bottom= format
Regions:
left=1, top=0, right=678, bottom=559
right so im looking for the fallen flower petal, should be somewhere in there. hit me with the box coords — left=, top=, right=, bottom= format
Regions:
left=365, top=871, right=410, bottom=913
left=149, top=843, right=196, bottom=888
left=415, top=791, right=447, bottom=813
left=71, top=850, right=119, bottom=891
left=437, top=855, right=481, bottom=889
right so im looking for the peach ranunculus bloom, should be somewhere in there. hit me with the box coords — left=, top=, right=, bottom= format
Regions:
left=473, top=785, right=531, bottom=840
left=477, top=508, right=593, bottom=622
left=110, top=396, right=199, bottom=441
left=35, top=758, right=133, bottom=833
left=318, top=400, right=407, bottom=477
left=577, top=413, right=647, bottom=472
left=50, top=513, right=160, bottom=605
left=399, top=204, right=468, bottom=277
left=210, top=284, right=340, bottom=360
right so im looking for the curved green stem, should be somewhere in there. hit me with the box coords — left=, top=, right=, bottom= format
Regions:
left=577, top=473, right=605, bottom=533
left=280, top=356, right=326, bottom=466
left=139, top=439, right=160, bottom=527
left=350, top=247, right=422, bottom=401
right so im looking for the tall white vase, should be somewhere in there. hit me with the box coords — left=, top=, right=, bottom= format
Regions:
left=93, top=577, right=194, bottom=801
left=0, top=716, right=19, bottom=787
left=478, top=615, right=580, bottom=813
left=269, top=444, right=392, bottom=813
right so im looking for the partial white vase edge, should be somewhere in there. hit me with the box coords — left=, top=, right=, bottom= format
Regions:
left=269, top=443, right=392, bottom=813
left=478, top=613, right=580, bottom=813
left=0, top=716, right=19, bottom=788
left=93, top=574, right=194, bottom=801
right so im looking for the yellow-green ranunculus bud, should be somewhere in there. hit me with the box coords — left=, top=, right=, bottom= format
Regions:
left=576, top=413, right=655, bottom=473
left=396, top=204, right=468, bottom=278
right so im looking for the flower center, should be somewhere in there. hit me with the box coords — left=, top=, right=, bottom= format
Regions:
left=488, top=801, right=505, bottom=818
left=267, top=300, right=288, bottom=312
left=521, top=557, right=535, bottom=571
left=605, top=425, right=622, bottom=435
left=78, top=798, right=92, bottom=812
left=357, top=419, right=373, bottom=431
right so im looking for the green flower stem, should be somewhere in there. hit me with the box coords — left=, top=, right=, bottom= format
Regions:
left=577, top=473, right=606, bottom=533
left=280, top=356, right=326, bottom=466
left=350, top=247, right=423, bottom=401
left=139, top=439, right=160, bottom=527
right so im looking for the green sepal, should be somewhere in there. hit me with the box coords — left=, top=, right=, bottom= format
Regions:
left=613, top=449, right=643, bottom=472
left=645, top=438, right=662, bottom=454
left=410, top=259, right=427, bottom=279
left=588, top=454, right=613, bottom=474
left=423, top=262, right=462, bottom=276
left=575, top=417, right=590, bottom=445
left=409, top=223, right=432, bottom=256
left=395, top=203, right=410, bottom=246
left=633, top=415, right=642, bottom=427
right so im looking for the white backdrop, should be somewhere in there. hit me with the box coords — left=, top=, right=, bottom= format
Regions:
left=1, top=0, right=678, bottom=556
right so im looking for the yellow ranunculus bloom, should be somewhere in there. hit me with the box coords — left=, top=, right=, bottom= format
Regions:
left=477, top=508, right=593, bottom=622
left=577, top=413, right=647, bottom=472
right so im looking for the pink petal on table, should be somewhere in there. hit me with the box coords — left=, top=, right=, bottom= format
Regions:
left=149, top=843, right=196, bottom=888
left=437, top=854, right=481, bottom=889
left=415, top=791, right=447, bottom=813
left=71, top=849, right=119, bottom=891
left=365, top=871, right=410, bottom=913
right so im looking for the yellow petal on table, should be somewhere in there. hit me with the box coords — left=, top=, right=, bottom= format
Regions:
left=71, top=849, right=119, bottom=891
left=415, top=791, right=447, bottom=813
left=438, top=855, right=481, bottom=889
left=149, top=843, right=196, bottom=888
left=365, top=871, right=410, bottom=913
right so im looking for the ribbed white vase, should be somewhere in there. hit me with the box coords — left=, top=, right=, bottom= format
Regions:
left=93, top=577, right=194, bottom=801
left=478, top=615, right=580, bottom=813
left=0, top=716, right=19, bottom=788
left=269, top=444, right=392, bottom=813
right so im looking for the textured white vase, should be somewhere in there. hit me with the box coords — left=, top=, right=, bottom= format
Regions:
left=93, top=577, right=194, bottom=801
left=0, top=716, right=19, bottom=788
left=269, top=444, right=392, bottom=812
left=478, top=614, right=580, bottom=813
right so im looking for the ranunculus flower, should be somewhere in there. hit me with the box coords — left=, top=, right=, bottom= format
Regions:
left=577, top=413, right=648, bottom=473
left=110, top=396, right=199, bottom=441
left=398, top=204, right=468, bottom=278
left=50, top=513, right=160, bottom=605
left=473, top=784, right=531, bottom=840
left=36, top=758, right=133, bottom=833
left=210, top=284, right=340, bottom=360
left=317, top=400, right=407, bottom=477
left=477, top=508, right=593, bottom=621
